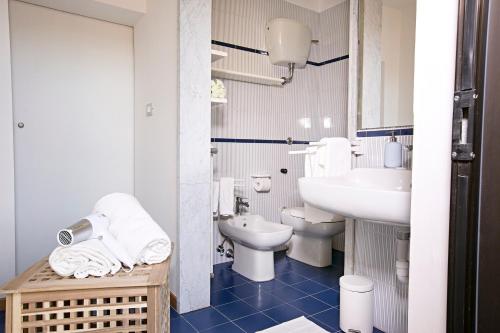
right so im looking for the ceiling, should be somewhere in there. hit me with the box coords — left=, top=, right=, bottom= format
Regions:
left=285, top=0, right=347, bottom=13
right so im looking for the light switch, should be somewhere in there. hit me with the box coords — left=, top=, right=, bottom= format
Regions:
left=146, top=103, right=154, bottom=117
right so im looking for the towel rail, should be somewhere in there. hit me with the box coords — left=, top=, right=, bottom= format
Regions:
left=309, top=142, right=327, bottom=147
left=288, top=150, right=317, bottom=155
left=214, top=178, right=245, bottom=187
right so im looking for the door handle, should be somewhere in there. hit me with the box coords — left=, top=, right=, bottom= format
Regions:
left=17, top=122, right=24, bottom=128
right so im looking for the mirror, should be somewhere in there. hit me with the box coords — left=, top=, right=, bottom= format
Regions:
left=357, top=0, right=416, bottom=129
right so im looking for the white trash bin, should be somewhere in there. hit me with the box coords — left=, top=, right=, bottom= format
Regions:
left=339, top=275, right=374, bottom=333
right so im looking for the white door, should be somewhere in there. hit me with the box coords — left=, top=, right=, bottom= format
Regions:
left=9, top=1, right=134, bottom=272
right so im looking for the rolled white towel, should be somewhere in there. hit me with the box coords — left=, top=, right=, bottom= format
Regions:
left=49, top=239, right=121, bottom=279
left=93, top=193, right=172, bottom=265
left=211, top=79, right=226, bottom=99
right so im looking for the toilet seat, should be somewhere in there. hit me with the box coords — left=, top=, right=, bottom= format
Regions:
left=281, top=207, right=345, bottom=267
left=284, top=207, right=343, bottom=223
left=287, top=207, right=305, bottom=219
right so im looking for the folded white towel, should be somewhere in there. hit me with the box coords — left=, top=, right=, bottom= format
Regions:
left=49, top=239, right=121, bottom=279
left=219, top=177, right=234, bottom=216
left=212, top=181, right=220, bottom=216
left=304, top=146, right=324, bottom=178
left=93, top=193, right=172, bottom=265
left=319, top=137, right=351, bottom=177
left=257, top=316, right=328, bottom=333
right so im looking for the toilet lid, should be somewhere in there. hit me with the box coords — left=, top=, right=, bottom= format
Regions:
left=340, top=275, right=374, bottom=293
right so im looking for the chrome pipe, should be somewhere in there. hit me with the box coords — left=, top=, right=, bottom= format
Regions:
left=281, top=63, right=295, bottom=85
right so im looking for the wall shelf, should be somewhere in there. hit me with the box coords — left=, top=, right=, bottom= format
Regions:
left=211, top=97, right=227, bottom=105
left=211, top=68, right=284, bottom=87
left=211, top=49, right=227, bottom=63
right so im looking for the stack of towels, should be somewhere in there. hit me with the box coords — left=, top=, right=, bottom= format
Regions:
left=49, top=193, right=172, bottom=279
left=211, top=79, right=226, bottom=99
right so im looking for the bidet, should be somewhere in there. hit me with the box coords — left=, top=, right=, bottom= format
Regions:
left=218, top=214, right=292, bottom=281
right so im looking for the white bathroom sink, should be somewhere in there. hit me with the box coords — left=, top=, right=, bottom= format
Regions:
left=298, top=168, right=412, bottom=224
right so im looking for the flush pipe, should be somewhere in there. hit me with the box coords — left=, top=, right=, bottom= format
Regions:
left=396, top=227, right=410, bottom=284
left=216, top=237, right=234, bottom=259
left=344, top=218, right=356, bottom=275
left=281, top=63, right=295, bottom=85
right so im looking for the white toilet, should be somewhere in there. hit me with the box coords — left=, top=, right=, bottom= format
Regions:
left=218, top=214, right=293, bottom=281
left=281, top=205, right=345, bottom=267
left=283, top=137, right=351, bottom=267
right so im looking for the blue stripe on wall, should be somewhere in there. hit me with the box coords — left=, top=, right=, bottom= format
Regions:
left=309, top=54, right=350, bottom=66
left=212, top=40, right=269, bottom=55
left=212, top=130, right=413, bottom=143
left=211, top=40, right=349, bottom=66
left=211, top=138, right=310, bottom=144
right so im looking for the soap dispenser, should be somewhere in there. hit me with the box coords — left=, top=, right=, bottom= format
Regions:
left=384, top=131, right=402, bottom=168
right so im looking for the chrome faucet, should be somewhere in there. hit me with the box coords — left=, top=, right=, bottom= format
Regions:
left=235, top=197, right=249, bottom=214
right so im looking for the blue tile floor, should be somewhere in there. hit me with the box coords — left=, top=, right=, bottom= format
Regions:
left=172, top=250, right=384, bottom=333
left=0, top=251, right=383, bottom=333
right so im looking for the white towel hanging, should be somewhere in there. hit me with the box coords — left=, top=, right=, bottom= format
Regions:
left=219, top=177, right=235, bottom=216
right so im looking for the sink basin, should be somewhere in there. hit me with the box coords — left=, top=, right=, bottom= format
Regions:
left=298, top=168, right=412, bottom=224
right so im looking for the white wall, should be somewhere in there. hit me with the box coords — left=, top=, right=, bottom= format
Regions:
left=133, top=0, right=179, bottom=296
left=408, top=0, right=458, bottom=331
left=10, top=0, right=135, bottom=273
left=19, top=0, right=146, bottom=25
left=0, top=0, right=16, bottom=286
left=0, top=0, right=181, bottom=297
left=0, top=0, right=180, bottom=293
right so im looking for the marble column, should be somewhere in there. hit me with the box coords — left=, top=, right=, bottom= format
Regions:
left=178, top=0, right=212, bottom=313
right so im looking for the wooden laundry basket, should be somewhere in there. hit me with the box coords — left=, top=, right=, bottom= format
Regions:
left=1, top=255, right=171, bottom=333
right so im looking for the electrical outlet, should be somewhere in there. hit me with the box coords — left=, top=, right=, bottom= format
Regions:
left=146, top=103, right=154, bottom=117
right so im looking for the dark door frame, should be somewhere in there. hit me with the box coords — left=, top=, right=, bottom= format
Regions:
left=447, top=0, right=488, bottom=332
left=475, top=0, right=500, bottom=331
left=447, top=0, right=500, bottom=332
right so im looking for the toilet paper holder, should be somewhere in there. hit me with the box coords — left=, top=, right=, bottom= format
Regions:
left=251, top=174, right=271, bottom=193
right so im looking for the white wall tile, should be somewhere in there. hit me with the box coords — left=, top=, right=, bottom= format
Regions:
left=354, top=220, right=409, bottom=333
left=352, top=134, right=413, bottom=333
left=212, top=5, right=412, bottom=333
left=211, top=0, right=349, bottom=264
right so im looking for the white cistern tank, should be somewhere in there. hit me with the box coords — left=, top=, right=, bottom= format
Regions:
left=265, top=18, right=313, bottom=84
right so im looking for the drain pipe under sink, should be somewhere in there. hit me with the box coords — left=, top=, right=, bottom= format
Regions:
left=395, top=227, right=410, bottom=283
